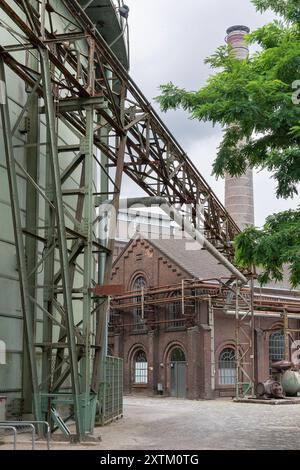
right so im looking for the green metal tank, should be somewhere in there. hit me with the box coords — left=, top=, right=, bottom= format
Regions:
left=0, top=0, right=128, bottom=418
left=281, top=370, right=300, bottom=396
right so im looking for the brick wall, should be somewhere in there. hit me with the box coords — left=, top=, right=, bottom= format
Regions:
left=109, top=237, right=299, bottom=400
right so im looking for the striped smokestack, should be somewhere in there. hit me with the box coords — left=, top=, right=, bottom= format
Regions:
left=224, top=25, right=255, bottom=229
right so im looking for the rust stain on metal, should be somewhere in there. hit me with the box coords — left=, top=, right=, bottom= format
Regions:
left=90, top=284, right=125, bottom=296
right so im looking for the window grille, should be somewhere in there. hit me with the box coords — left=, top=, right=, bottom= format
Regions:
left=133, top=276, right=146, bottom=331
left=219, top=347, right=236, bottom=385
left=167, top=292, right=184, bottom=329
left=134, top=350, right=148, bottom=384
left=269, top=330, right=284, bottom=365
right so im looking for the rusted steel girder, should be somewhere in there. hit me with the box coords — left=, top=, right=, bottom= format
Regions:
left=0, top=0, right=241, bottom=264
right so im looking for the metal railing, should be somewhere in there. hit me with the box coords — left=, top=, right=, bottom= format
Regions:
left=0, top=425, right=17, bottom=450
left=0, top=420, right=50, bottom=450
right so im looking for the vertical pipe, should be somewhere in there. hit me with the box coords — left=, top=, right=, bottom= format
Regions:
left=208, top=296, right=215, bottom=392
left=235, top=279, right=240, bottom=398
left=181, top=279, right=185, bottom=316
left=284, top=310, right=289, bottom=361
left=250, top=276, right=255, bottom=396
left=141, top=287, right=144, bottom=320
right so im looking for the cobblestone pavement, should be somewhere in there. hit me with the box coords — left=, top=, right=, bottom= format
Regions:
left=95, top=396, right=300, bottom=450
left=2, top=396, right=300, bottom=450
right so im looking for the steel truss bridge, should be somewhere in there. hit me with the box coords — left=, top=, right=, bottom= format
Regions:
left=0, top=0, right=250, bottom=439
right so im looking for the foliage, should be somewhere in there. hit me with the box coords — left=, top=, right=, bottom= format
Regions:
left=156, top=0, right=300, bottom=286
left=234, top=209, right=300, bottom=288
left=253, top=0, right=300, bottom=24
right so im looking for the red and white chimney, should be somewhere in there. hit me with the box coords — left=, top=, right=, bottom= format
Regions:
left=224, top=25, right=255, bottom=229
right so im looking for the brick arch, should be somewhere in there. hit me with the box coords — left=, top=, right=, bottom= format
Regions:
left=128, top=270, right=149, bottom=292
left=163, top=341, right=187, bottom=365
left=126, top=342, right=148, bottom=364
left=215, top=340, right=236, bottom=360
left=268, top=320, right=284, bottom=335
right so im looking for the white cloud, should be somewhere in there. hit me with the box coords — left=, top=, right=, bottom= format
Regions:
left=122, top=0, right=297, bottom=227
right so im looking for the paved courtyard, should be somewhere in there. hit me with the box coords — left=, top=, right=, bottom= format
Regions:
left=95, top=396, right=300, bottom=450
left=2, top=396, right=300, bottom=450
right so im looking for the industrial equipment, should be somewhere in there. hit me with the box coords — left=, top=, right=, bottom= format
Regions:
left=256, top=379, right=284, bottom=399
left=272, top=361, right=300, bottom=397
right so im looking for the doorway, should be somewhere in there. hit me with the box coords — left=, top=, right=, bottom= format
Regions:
left=170, top=347, right=186, bottom=398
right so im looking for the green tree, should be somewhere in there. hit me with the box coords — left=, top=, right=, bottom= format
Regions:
left=156, top=0, right=300, bottom=287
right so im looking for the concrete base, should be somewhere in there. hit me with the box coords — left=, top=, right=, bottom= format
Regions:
left=234, top=397, right=300, bottom=405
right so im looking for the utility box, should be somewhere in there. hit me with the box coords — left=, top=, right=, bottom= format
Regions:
left=0, top=396, right=7, bottom=421
left=157, top=383, right=164, bottom=395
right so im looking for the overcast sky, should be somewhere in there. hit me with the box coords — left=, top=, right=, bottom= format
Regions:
left=121, top=0, right=299, bottom=227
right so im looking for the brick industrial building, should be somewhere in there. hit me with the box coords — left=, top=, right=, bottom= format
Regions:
left=108, top=233, right=300, bottom=400
left=104, top=24, right=300, bottom=402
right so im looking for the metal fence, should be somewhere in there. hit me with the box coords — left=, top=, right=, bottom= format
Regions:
left=96, top=356, right=123, bottom=426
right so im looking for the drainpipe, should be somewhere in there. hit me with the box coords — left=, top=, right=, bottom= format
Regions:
left=208, top=296, right=215, bottom=392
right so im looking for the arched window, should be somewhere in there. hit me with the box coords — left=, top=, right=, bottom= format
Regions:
left=219, top=347, right=236, bottom=385
left=269, top=330, right=284, bottom=365
left=133, top=276, right=147, bottom=291
left=170, top=347, right=186, bottom=362
left=167, top=292, right=184, bottom=329
left=132, top=276, right=147, bottom=331
left=134, top=350, right=148, bottom=384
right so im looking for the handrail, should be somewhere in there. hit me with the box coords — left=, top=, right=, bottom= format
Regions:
left=0, top=421, right=50, bottom=450
left=0, top=425, right=17, bottom=450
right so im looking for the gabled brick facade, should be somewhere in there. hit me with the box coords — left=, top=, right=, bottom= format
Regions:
left=109, top=236, right=299, bottom=399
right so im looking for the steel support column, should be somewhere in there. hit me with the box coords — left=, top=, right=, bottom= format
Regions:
left=39, top=47, right=82, bottom=437
left=81, top=104, right=95, bottom=432
left=23, top=42, right=40, bottom=414
left=0, top=57, right=41, bottom=422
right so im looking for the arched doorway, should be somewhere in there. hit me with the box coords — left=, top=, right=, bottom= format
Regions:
left=170, top=347, right=186, bottom=398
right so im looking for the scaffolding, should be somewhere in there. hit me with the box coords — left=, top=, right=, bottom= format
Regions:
left=110, top=276, right=300, bottom=398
